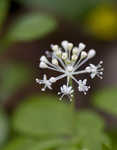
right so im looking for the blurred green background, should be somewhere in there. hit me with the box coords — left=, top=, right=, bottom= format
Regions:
left=0, top=0, right=117, bottom=150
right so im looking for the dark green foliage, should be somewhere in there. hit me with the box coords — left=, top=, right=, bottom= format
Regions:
left=0, top=109, right=9, bottom=148
left=11, top=95, right=110, bottom=150
left=17, top=0, right=103, bottom=20
left=0, top=63, right=31, bottom=102
left=13, top=95, right=74, bottom=137
left=0, top=0, right=9, bottom=30
left=92, top=88, right=117, bottom=115
left=7, top=14, right=57, bottom=41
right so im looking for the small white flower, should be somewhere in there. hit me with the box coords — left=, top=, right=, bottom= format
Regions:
left=58, top=85, right=74, bottom=101
left=36, top=41, right=103, bottom=101
left=86, top=61, right=104, bottom=79
left=36, top=74, right=52, bottom=91
left=78, top=79, right=90, bottom=95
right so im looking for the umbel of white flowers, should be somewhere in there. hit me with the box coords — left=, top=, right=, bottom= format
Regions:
left=36, top=41, right=103, bottom=101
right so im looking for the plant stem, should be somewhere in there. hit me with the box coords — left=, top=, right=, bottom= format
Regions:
left=69, top=78, right=75, bottom=110
left=69, top=78, right=77, bottom=135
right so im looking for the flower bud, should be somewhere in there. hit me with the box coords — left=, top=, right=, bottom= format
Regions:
left=40, top=56, right=48, bottom=63
left=68, top=43, right=73, bottom=51
left=79, top=43, right=86, bottom=51
left=72, top=47, right=78, bottom=54
left=56, top=49, right=62, bottom=57
left=81, top=51, right=87, bottom=59
left=72, top=55, right=78, bottom=61
left=62, top=52, right=68, bottom=60
left=51, top=44, right=59, bottom=51
left=61, top=40, right=68, bottom=50
left=52, top=59, right=58, bottom=65
left=39, top=62, right=48, bottom=68
left=88, top=49, right=96, bottom=59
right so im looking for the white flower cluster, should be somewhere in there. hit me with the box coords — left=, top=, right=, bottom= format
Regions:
left=36, top=41, right=103, bottom=101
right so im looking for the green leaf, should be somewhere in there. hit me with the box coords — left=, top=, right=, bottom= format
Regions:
left=0, top=0, right=9, bottom=30
left=58, top=146, right=79, bottom=150
left=0, top=109, right=9, bottom=148
left=17, top=0, right=102, bottom=20
left=7, top=13, right=57, bottom=41
left=2, top=137, right=38, bottom=150
left=0, top=63, right=31, bottom=101
left=108, top=131, right=117, bottom=150
left=75, top=111, right=110, bottom=150
left=3, top=137, right=64, bottom=150
left=33, top=138, right=64, bottom=150
left=102, top=144, right=111, bottom=150
left=92, top=88, right=117, bottom=115
left=13, top=95, right=74, bottom=137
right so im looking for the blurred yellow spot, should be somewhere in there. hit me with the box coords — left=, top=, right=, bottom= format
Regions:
left=85, top=3, right=117, bottom=41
